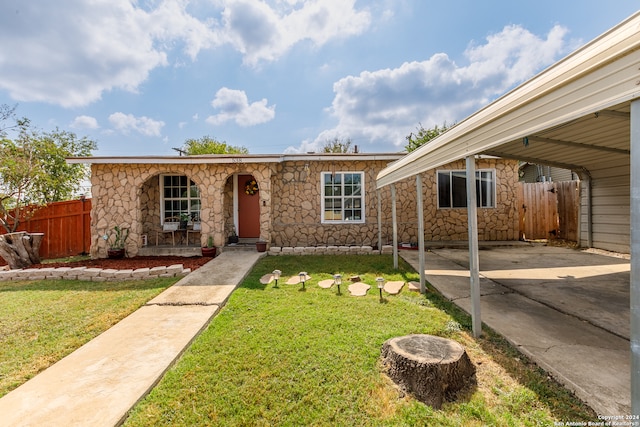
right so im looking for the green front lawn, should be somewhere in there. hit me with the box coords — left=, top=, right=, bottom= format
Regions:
left=0, top=277, right=177, bottom=396
left=124, top=255, right=595, bottom=426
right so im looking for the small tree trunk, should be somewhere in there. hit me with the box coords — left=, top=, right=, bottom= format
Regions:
left=0, top=232, right=45, bottom=269
left=25, top=232, right=44, bottom=264
left=381, top=334, right=476, bottom=409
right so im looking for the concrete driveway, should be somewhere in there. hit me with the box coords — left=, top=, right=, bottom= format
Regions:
left=432, top=245, right=630, bottom=338
left=400, top=244, right=631, bottom=416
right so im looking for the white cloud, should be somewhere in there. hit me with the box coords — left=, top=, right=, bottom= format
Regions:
left=284, top=138, right=322, bottom=154
left=206, top=87, right=275, bottom=127
left=0, top=0, right=371, bottom=107
left=146, top=0, right=222, bottom=60
left=462, top=24, right=568, bottom=91
left=219, top=0, right=371, bottom=65
left=70, top=115, right=100, bottom=129
left=290, top=24, right=570, bottom=153
left=0, top=0, right=172, bottom=107
left=108, top=112, right=165, bottom=136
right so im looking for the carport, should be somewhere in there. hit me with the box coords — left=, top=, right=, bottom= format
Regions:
left=376, top=11, right=640, bottom=413
left=401, top=245, right=630, bottom=415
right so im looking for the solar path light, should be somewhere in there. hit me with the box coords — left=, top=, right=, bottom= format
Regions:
left=272, top=270, right=281, bottom=287
left=376, top=277, right=385, bottom=302
left=334, top=274, right=342, bottom=295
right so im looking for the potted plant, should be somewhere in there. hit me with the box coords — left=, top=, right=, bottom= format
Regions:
left=179, top=213, right=190, bottom=230
left=228, top=227, right=239, bottom=244
left=105, top=225, right=129, bottom=259
left=256, top=240, right=267, bottom=252
left=202, top=235, right=216, bottom=257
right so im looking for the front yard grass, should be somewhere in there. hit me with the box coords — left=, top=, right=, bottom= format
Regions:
left=0, top=277, right=177, bottom=397
left=124, top=255, right=595, bottom=426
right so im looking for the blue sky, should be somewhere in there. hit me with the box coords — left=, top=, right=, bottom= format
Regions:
left=0, top=1, right=637, bottom=156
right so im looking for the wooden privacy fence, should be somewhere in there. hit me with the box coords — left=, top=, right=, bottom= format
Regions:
left=0, top=199, right=91, bottom=262
left=518, top=181, right=579, bottom=241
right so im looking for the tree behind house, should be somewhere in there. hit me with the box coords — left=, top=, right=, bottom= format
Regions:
left=405, top=122, right=455, bottom=152
left=322, top=137, right=356, bottom=153
left=182, top=136, right=249, bottom=155
left=0, top=106, right=97, bottom=233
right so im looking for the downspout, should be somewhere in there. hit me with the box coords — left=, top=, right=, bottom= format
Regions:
left=574, top=171, right=582, bottom=246
left=577, top=168, right=593, bottom=248
left=586, top=173, right=593, bottom=248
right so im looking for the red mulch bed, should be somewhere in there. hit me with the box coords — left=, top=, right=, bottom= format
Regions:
left=30, top=256, right=213, bottom=271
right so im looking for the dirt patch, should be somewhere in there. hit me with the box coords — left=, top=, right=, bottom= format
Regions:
left=31, top=256, right=213, bottom=271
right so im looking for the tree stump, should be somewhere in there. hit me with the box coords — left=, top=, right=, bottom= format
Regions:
left=0, top=232, right=45, bottom=269
left=381, top=334, right=476, bottom=409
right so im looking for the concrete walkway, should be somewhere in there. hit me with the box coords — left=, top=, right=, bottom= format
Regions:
left=0, top=251, right=265, bottom=427
left=401, top=245, right=631, bottom=416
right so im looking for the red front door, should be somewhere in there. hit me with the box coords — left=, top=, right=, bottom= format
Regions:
left=237, top=175, right=260, bottom=238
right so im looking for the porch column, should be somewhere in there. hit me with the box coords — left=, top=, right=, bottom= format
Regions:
left=630, top=98, right=640, bottom=415
left=232, top=175, right=239, bottom=233
left=416, top=175, right=426, bottom=293
left=391, top=184, right=398, bottom=269
left=259, top=168, right=273, bottom=244
left=466, top=155, right=482, bottom=338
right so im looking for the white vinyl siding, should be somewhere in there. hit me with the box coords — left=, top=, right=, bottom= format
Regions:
left=580, top=158, right=630, bottom=252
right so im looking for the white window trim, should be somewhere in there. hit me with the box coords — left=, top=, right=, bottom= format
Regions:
left=321, top=171, right=366, bottom=224
left=159, top=174, right=201, bottom=225
left=436, top=168, right=496, bottom=209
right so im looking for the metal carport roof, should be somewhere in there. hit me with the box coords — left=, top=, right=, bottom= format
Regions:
left=375, top=10, right=640, bottom=414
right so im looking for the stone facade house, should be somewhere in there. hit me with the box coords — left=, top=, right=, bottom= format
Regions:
left=68, top=153, right=520, bottom=258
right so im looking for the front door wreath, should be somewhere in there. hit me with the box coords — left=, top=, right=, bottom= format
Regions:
left=245, top=179, right=259, bottom=195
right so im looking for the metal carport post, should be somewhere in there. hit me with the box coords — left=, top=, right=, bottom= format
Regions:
left=466, top=156, right=481, bottom=338
left=416, top=175, right=426, bottom=293
left=630, top=98, right=640, bottom=415
left=391, top=184, right=399, bottom=269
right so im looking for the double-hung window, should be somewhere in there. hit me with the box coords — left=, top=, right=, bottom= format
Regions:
left=321, top=172, right=365, bottom=223
left=437, top=170, right=495, bottom=208
left=160, top=175, right=201, bottom=223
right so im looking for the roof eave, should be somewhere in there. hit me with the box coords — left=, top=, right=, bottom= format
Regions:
left=66, top=152, right=405, bottom=165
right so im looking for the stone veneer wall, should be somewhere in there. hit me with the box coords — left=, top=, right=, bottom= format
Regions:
left=271, top=160, right=391, bottom=247
left=271, top=158, right=519, bottom=247
left=90, top=162, right=273, bottom=258
left=141, top=178, right=161, bottom=245
left=89, top=158, right=518, bottom=258
left=388, top=158, right=520, bottom=243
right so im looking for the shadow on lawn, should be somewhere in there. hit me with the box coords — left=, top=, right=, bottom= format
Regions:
left=241, top=254, right=421, bottom=291
left=424, top=283, right=597, bottom=421
left=225, top=253, right=595, bottom=420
